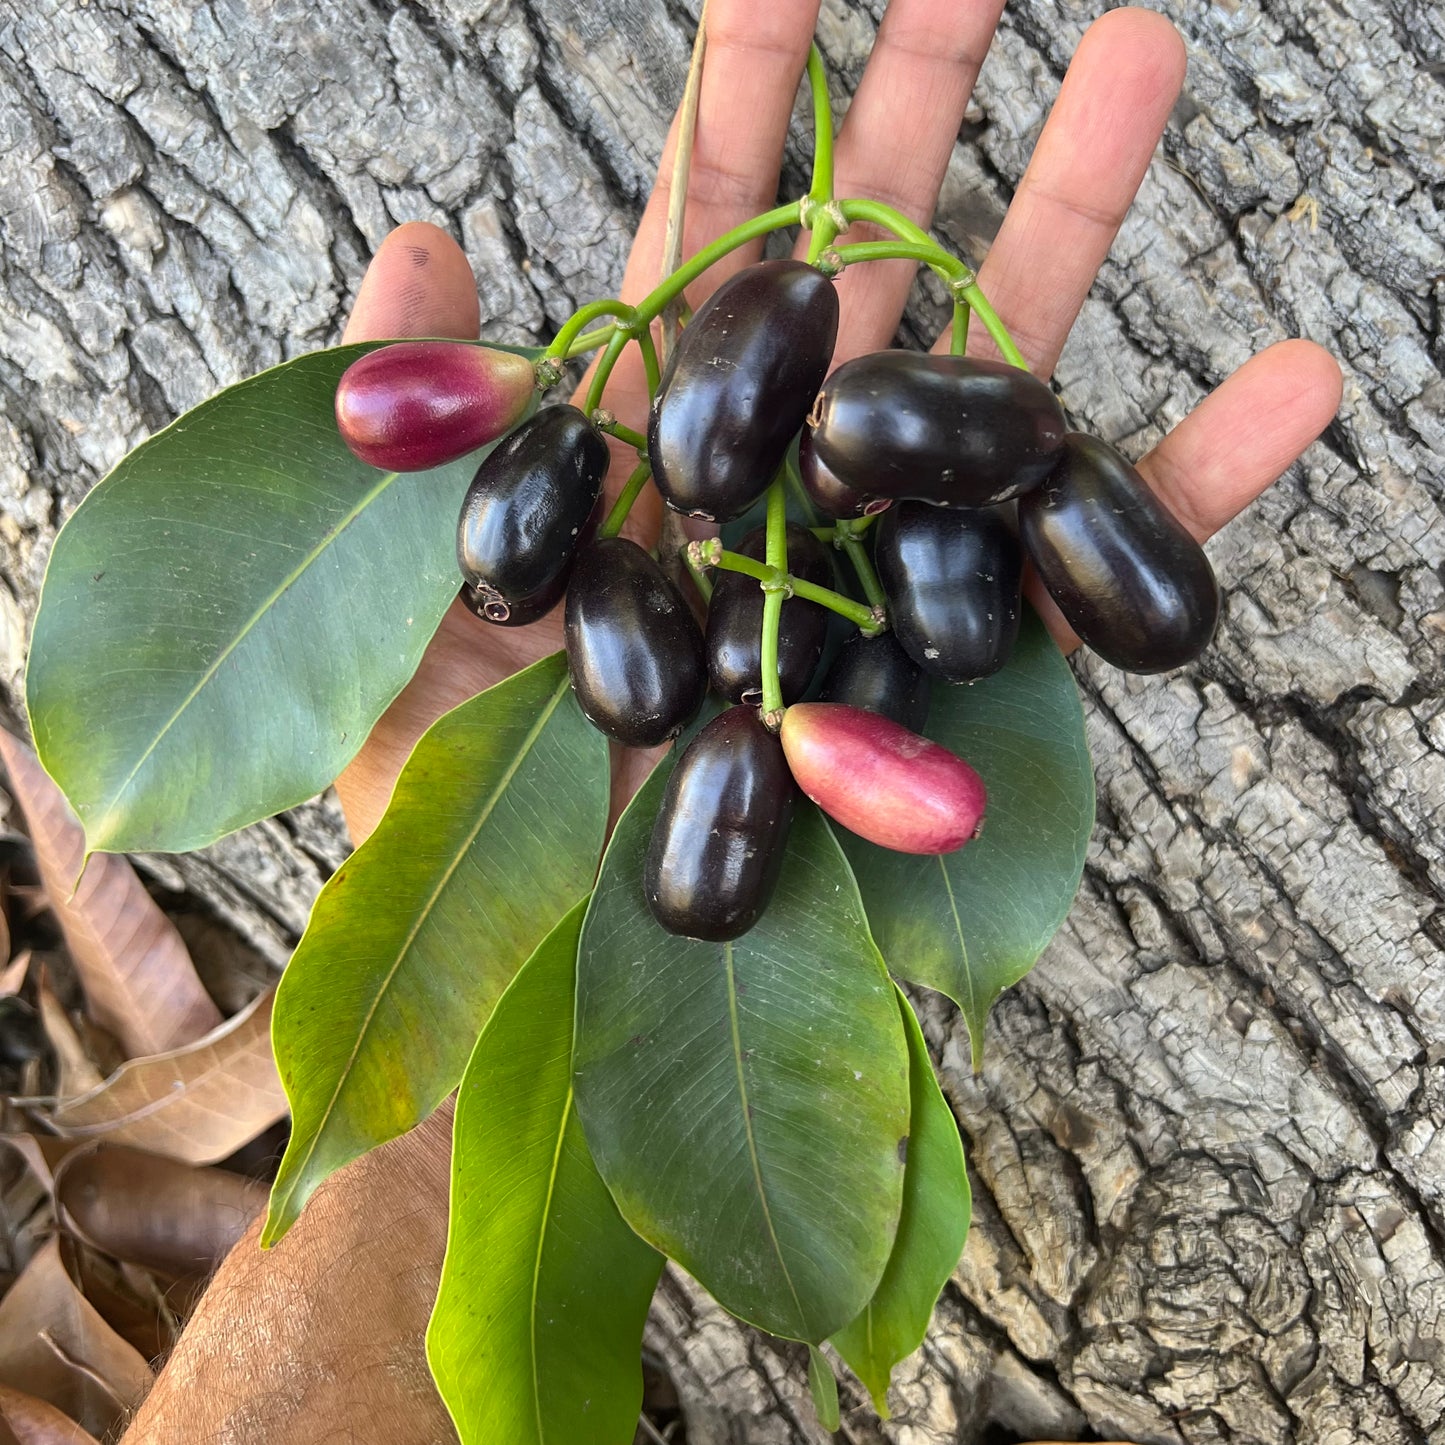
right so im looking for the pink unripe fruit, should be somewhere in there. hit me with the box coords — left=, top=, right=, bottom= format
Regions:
left=335, top=341, right=536, bottom=472
left=779, top=702, right=986, bottom=855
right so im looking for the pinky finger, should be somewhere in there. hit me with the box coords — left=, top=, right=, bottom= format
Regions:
left=1137, top=338, right=1344, bottom=542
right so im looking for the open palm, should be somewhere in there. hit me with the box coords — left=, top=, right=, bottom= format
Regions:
left=334, top=0, right=1341, bottom=844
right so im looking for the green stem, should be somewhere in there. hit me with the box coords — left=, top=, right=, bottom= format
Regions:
left=583, top=329, right=631, bottom=415
left=957, top=278, right=1027, bottom=368
left=599, top=460, right=652, bottom=539
left=838, top=529, right=888, bottom=613
left=803, top=45, right=838, bottom=265
left=546, top=300, right=638, bottom=362
left=634, top=203, right=800, bottom=325
left=950, top=300, right=969, bottom=355
left=635, top=321, right=662, bottom=395
left=594, top=417, right=647, bottom=452
left=564, top=322, right=621, bottom=358
left=834, top=201, right=1029, bottom=369
left=707, top=548, right=883, bottom=634
left=760, top=480, right=788, bottom=719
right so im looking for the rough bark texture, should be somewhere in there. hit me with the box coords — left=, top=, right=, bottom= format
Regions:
left=1, top=0, right=1442, bottom=1442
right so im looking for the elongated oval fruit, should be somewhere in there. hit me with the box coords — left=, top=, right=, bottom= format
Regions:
left=818, top=632, right=931, bottom=732
left=565, top=537, right=707, bottom=746
left=335, top=341, right=536, bottom=471
left=1020, top=432, right=1220, bottom=672
left=457, top=404, right=608, bottom=621
left=797, top=429, right=888, bottom=520
left=705, top=523, right=831, bottom=705
left=810, top=352, right=1066, bottom=507
left=780, top=703, right=985, bottom=855
left=875, top=502, right=1022, bottom=681
left=648, top=260, right=839, bottom=521
left=644, top=708, right=797, bottom=941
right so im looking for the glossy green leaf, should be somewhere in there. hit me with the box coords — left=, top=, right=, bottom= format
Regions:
left=808, top=1347, right=840, bottom=1433
left=575, top=764, right=910, bottom=1344
left=429, top=900, right=663, bottom=1445
left=831, top=988, right=971, bottom=1417
left=265, top=653, right=607, bottom=1245
left=26, top=340, right=537, bottom=855
left=841, top=611, right=1094, bottom=1067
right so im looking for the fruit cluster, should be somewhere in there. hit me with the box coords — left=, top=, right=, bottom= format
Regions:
left=335, top=256, right=1218, bottom=943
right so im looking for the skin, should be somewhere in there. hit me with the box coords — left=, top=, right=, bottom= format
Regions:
left=123, top=3, right=1343, bottom=1440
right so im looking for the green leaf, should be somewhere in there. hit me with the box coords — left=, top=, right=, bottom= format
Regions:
left=575, top=764, right=911, bottom=1344
left=831, top=988, right=971, bottom=1417
left=26, top=340, right=537, bottom=855
left=264, top=653, right=607, bottom=1245
left=841, top=611, right=1094, bottom=1067
left=428, top=899, right=663, bottom=1445
left=808, top=1346, right=840, bottom=1433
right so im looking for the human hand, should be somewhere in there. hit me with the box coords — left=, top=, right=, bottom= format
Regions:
left=334, top=0, right=1341, bottom=845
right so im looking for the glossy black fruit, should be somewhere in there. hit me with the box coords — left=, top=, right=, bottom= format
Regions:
left=797, top=429, right=887, bottom=520
left=705, top=523, right=831, bottom=705
left=648, top=260, right=839, bottom=522
left=644, top=707, right=797, bottom=942
left=457, top=405, right=608, bottom=621
left=818, top=631, right=931, bottom=732
left=565, top=537, right=707, bottom=747
left=810, top=352, right=1066, bottom=507
left=1020, top=432, right=1220, bottom=672
left=876, top=502, right=1022, bottom=682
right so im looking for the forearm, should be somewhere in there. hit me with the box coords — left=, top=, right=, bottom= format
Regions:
left=124, top=1107, right=456, bottom=1445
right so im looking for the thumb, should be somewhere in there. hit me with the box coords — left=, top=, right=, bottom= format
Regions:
left=343, top=221, right=481, bottom=344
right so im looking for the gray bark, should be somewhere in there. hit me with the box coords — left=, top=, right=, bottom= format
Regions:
left=1, top=0, right=1442, bottom=1441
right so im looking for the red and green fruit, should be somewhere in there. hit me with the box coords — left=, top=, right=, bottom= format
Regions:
left=779, top=702, right=986, bottom=855
left=334, top=340, right=535, bottom=472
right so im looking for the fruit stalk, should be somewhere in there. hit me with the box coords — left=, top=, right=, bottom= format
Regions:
left=836, top=523, right=889, bottom=613
left=599, top=461, right=653, bottom=539
left=689, top=540, right=882, bottom=634
left=760, top=478, right=789, bottom=720
left=804, top=44, right=839, bottom=264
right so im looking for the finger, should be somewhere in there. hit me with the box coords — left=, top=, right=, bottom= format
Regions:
left=617, top=0, right=821, bottom=312
left=1138, top=339, right=1344, bottom=540
left=580, top=0, right=821, bottom=532
left=945, top=7, right=1186, bottom=376
left=342, top=221, right=481, bottom=344
left=815, top=0, right=1007, bottom=364
left=1032, top=339, right=1344, bottom=652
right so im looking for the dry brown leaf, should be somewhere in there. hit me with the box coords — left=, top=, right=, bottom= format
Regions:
left=0, top=732, right=221, bottom=1057
left=45, top=985, right=284, bottom=1165
left=0, top=1238, right=152, bottom=1439
left=34, top=977, right=102, bottom=1101
left=0, top=1383, right=100, bottom=1445
left=55, top=1144, right=262, bottom=1279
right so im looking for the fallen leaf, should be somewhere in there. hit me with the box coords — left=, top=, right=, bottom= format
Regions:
left=0, top=1382, right=100, bottom=1444
left=56, top=1144, right=262, bottom=1279
left=45, top=985, right=285, bottom=1165
left=0, top=732, right=220, bottom=1057
left=35, top=975, right=103, bottom=1100
left=0, top=1237, right=152, bottom=1439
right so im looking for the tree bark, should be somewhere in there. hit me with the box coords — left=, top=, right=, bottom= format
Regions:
left=1, top=0, right=1442, bottom=1441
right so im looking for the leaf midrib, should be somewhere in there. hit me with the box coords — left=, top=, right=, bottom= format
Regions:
left=724, top=941, right=807, bottom=1337
left=530, top=1089, right=573, bottom=1445
left=89, top=463, right=403, bottom=845
left=269, top=675, right=569, bottom=1234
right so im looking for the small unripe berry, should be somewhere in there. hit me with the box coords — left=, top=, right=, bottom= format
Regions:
left=335, top=341, right=536, bottom=472
left=779, top=702, right=986, bottom=855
